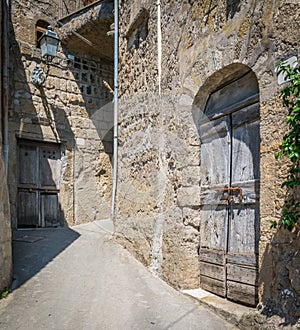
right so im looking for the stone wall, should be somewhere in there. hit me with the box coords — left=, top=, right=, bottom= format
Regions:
left=116, top=0, right=300, bottom=322
left=0, top=0, right=12, bottom=293
left=0, top=154, right=11, bottom=292
left=8, top=0, right=114, bottom=227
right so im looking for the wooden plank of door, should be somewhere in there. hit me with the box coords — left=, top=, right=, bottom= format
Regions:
left=17, top=191, right=39, bottom=227
left=229, top=118, right=260, bottom=259
left=200, top=276, right=226, bottom=297
left=227, top=108, right=259, bottom=305
left=227, top=281, right=258, bottom=306
left=199, top=248, right=225, bottom=264
left=18, top=143, right=38, bottom=188
left=199, top=205, right=228, bottom=251
left=200, top=262, right=225, bottom=281
left=39, top=144, right=61, bottom=190
left=231, top=103, right=259, bottom=128
left=200, top=126, right=230, bottom=188
left=199, top=114, right=230, bottom=297
left=231, top=119, right=260, bottom=184
left=41, top=193, right=59, bottom=227
left=228, top=204, right=259, bottom=255
left=227, top=264, right=257, bottom=285
left=205, top=71, right=259, bottom=120
left=227, top=252, right=257, bottom=266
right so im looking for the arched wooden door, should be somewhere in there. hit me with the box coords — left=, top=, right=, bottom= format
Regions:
left=199, top=70, right=260, bottom=306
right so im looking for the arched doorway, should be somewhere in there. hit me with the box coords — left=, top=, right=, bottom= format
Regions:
left=197, top=66, right=260, bottom=306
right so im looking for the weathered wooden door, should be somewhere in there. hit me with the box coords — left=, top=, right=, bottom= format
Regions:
left=199, top=71, right=260, bottom=306
left=18, top=140, right=61, bottom=228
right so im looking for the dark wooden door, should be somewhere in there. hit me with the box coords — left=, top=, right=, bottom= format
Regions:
left=18, top=140, right=61, bottom=228
left=199, top=71, right=260, bottom=306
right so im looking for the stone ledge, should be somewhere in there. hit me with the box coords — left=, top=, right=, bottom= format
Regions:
left=182, top=289, right=300, bottom=329
left=182, top=288, right=252, bottom=325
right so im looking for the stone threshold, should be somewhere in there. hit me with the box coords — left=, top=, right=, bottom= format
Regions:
left=182, top=288, right=256, bottom=327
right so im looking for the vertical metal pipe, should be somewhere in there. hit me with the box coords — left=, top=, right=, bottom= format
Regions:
left=110, top=0, right=118, bottom=222
left=157, top=0, right=161, bottom=96
left=1, top=0, right=9, bottom=176
left=149, top=0, right=164, bottom=275
left=73, top=146, right=76, bottom=226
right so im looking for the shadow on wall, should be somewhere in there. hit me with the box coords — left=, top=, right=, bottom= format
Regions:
left=11, top=227, right=80, bottom=289
left=62, top=51, right=114, bottom=162
left=10, top=25, right=76, bottom=146
left=9, top=22, right=75, bottom=228
left=199, top=0, right=241, bottom=24
left=259, top=225, right=300, bottom=326
left=226, top=0, right=241, bottom=19
left=57, top=51, right=114, bottom=221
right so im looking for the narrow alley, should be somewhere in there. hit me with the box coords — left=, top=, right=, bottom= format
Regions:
left=0, top=221, right=234, bottom=330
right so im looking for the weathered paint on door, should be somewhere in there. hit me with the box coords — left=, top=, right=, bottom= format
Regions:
left=17, top=140, right=62, bottom=228
left=199, top=71, right=260, bottom=306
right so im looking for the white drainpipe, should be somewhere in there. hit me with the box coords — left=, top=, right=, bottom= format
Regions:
left=110, top=0, right=118, bottom=223
left=157, top=0, right=162, bottom=96
left=2, top=0, right=10, bottom=175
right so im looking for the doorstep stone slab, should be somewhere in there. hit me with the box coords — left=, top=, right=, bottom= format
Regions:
left=182, top=288, right=255, bottom=326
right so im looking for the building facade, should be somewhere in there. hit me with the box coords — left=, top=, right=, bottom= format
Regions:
left=115, top=0, right=300, bottom=322
left=1, top=0, right=299, bottom=324
left=8, top=0, right=114, bottom=229
left=0, top=0, right=12, bottom=294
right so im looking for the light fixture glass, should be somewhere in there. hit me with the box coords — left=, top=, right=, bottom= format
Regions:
left=32, top=26, right=60, bottom=86
left=39, top=26, right=60, bottom=60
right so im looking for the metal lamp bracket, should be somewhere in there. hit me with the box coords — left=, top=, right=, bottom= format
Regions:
left=32, top=66, right=46, bottom=86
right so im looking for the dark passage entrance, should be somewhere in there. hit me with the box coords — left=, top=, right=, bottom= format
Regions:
left=17, top=140, right=62, bottom=228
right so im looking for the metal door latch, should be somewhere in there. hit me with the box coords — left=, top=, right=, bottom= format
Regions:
left=216, top=187, right=243, bottom=203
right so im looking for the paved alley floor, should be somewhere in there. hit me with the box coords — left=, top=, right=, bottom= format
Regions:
left=0, top=221, right=236, bottom=330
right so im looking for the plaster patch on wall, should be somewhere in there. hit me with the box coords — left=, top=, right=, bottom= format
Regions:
left=276, top=56, right=298, bottom=85
left=76, top=137, right=85, bottom=146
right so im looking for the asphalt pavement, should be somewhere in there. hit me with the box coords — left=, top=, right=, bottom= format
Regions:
left=0, top=220, right=236, bottom=330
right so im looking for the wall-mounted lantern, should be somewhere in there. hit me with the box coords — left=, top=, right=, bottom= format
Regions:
left=32, top=26, right=60, bottom=86
left=39, top=26, right=60, bottom=62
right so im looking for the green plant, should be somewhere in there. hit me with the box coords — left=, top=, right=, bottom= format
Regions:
left=271, top=61, right=300, bottom=231
left=0, top=288, right=10, bottom=299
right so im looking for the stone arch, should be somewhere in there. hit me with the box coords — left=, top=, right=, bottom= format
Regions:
left=192, top=63, right=257, bottom=117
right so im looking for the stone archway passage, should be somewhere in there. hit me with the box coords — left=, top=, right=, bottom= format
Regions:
left=199, top=69, right=260, bottom=306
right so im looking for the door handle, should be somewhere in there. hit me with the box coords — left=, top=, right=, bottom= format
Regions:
left=216, top=187, right=243, bottom=203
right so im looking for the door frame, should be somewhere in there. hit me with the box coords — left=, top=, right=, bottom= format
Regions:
left=17, top=139, right=62, bottom=228
left=198, top=67, right=260, bottom=306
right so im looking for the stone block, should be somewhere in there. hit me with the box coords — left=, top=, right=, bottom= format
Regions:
left=182, top=207, right=200, bottom=228
left=177, top=186, right=200, bottom=207
left=181, top=166, right=200, bottom=187
left=60, top=79, right=68, bottom=92
left=0, top=157, right=12, bottom=292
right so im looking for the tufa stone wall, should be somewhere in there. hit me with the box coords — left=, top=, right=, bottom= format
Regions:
left=0, top=148, right=12, bottom=293
left=116, top=93, right=200, bottom=288
left=0, top=0, right=12, bottom=293
left=8, top=0, right=114, bottom=227
left=0, top=155, right=12, bottom=292
left=116, top=0, right=300, bottom=323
